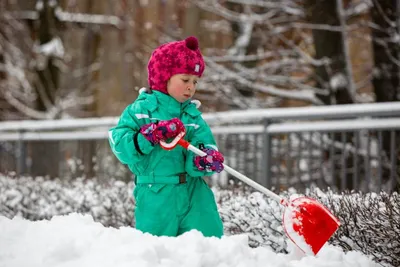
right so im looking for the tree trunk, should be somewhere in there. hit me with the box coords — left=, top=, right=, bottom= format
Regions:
left=371, top=0, right=400, bottom=103
left=78, top=0, right=102, bottom=178
left=183, top=2, right=200, bottom=37
left=0, top=44, right=7, bottom=121
left=305, top=0, right=356, bottom=190
left=305, top=0, right=354, bottom=105
left=30, top=0, right=60, bottom=178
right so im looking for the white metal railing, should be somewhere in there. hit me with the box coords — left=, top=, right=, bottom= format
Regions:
left=2, top=117, right=400, bottom=141
left=1, top=101, right=400, bottom=133
left=1, top=101, right=399, bottom=193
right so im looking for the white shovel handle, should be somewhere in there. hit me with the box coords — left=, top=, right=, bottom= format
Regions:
left=185, top=142, right=284, bottom=204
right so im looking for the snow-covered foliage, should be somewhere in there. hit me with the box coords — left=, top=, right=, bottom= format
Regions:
left=217, top=185, right=400, bottom=267
left=309, top=189, right=400, bottom=267
left=0, top=175, right=134, bottom=227
left=215, top=187, right=286, bottom=251
left=0, top=174, right=398, bottom=266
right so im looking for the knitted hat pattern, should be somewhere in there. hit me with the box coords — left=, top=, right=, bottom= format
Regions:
left=147, top=36, right=205, bottom=94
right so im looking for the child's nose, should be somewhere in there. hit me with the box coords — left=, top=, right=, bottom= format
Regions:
left=187, top=83, right=195, bottom=90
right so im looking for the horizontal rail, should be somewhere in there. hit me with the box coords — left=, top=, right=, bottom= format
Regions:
left=268, top=118, right=400, bottom=133
left=0, top=131, right=108, bottom=141
left=212, top=125, right=264, bottom=134
left=2, top=118, right=400, bottom=141
left=204, top=101, right=400, bottom=124
left=0, top=117, right=118, bottom=131
left=1, top=102, right=400, bottom=131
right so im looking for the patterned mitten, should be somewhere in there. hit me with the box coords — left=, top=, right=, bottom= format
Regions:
left=194, top=148, right=224, bottom=173
left=140, top=118, right=184, bottom=145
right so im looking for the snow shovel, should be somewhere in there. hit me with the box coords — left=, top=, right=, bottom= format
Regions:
left=160, top=131, right=340, bottom=256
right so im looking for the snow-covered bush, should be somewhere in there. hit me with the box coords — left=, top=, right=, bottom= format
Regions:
left=217, top=186, right=399, bottom=267
left=0, top=175, right=134, bottom=227
left=0, top=174, right=398, bottom=266
left=309, top=189, right=400, bottom=267
left=215, top=187, right=286, bottom=252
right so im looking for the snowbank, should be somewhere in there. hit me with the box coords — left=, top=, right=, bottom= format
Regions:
left=0, top=213, right=378, bottom=267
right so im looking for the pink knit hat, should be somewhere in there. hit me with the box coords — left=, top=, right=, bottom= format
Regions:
left=147, top=36, right=205, bottom=94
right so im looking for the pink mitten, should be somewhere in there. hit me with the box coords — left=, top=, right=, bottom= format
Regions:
left=140, top=118, right=184, bottom=145
left=194, top=148, right=224, bottom=173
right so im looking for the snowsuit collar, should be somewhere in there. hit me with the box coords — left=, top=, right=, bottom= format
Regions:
left=138, top=90, right=201, bottom=118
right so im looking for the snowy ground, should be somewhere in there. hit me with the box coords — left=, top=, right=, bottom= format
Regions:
left=0, top=213, right=378, bottom=267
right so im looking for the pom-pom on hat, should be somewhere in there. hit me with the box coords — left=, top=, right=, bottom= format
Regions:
left=147, top=36, right=205, bottom=94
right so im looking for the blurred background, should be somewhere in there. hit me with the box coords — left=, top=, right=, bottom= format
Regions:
left=1, top=0, right=399, bottom=193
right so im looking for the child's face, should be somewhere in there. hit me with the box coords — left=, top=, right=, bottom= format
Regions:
left=167, top=74, right=198, bottom=103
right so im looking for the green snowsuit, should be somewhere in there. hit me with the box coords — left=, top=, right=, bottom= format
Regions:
left=108, top=90, right=223, bottom=237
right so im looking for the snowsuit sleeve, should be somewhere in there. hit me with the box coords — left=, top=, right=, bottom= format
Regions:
left=185, top=116, right=220, bottom=177
left=108, top=101, right=155, bottom=166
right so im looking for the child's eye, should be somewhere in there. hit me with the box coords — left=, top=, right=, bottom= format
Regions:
left=182, top=79, right=189, bottom=83
left=194, top=81, right=198, bottom=85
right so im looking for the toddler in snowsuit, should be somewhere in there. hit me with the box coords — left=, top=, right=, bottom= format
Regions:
left=108, top=36, right=224, bottom=238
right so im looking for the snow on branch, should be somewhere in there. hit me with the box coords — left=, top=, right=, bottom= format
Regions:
left=33, top=37, right=65, bottom=58
left=345, top=0, right=373, bottom=17
left=5, top=11, right=39, bottom=21
left=193, top=0, right=303, bottom=24
left=54, top=8, right=123, bottom=28
left=0, top=9, right=98, bottom=120
left=3, top=91, right=48, bottom=120
left=220, top=0, right=301, bottom=11
left=272, top=22, right=361, bottom=33
left=228, top=21, right=254, bottom=56
left=6, top=8, right=123, bottom=29
left=205, top=58, right=324, bottom=105
left=208, top=50, right=292, bottom=63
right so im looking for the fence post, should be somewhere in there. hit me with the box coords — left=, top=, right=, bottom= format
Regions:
left=262, top=119, right=272, bottom=188
left=16, top=130, right=25, bottom=176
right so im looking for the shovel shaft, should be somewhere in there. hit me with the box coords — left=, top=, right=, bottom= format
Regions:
left=182, top=140, right=284, bottom=204
left=164, top=136, right=339, bottom=256
left=223, top=164, right=283, bottom=203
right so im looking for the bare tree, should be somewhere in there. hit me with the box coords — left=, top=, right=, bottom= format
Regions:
left=192, top=0, right=325, bottom=109
left=1, top=0, right=123, bottom=177
left=1, top=0, right=123, bottom=120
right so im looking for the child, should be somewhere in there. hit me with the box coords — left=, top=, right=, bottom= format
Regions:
left=108, top=36, right=225, bottom=238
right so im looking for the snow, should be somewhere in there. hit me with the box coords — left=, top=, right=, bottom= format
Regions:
left=329, top=73, right=347, bottom=91
left=0, top=213, right=378, bottom=267
left=34, top=37, right=65, bottom=58
left=54, top=9, right=122, bottom=27
left=283, top=206, right=314, bottom=256
left=228, top=21, right=254, bottom=56
left=35, top=0, right=43, bottom=11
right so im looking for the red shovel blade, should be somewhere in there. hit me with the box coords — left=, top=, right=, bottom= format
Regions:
left=282, top=197, right=340, bottom=256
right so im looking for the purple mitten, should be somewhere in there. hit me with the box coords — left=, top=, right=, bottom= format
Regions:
left=140, top=118, right=184, bottom=145
left=194, top=148, right=224, bottom=173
